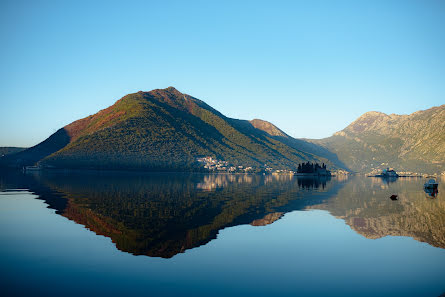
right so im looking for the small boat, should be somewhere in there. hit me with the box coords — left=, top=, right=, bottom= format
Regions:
left=23, top=165, right=41, bottom=172
left=390, top=194, right=398, bottom=201
left=424, top=179, right=438, bottom=190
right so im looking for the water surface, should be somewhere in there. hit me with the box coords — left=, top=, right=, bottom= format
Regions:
left=0, top=171, right=444, bottom=296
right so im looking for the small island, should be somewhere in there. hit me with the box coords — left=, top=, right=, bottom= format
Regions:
left=374, top=168, right=399, bottom=178
left=296, top=162, right=331, bottom=176
left=370, top=167, right=422, bottom=178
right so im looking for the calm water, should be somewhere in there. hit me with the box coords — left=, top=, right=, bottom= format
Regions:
left=0, top=171, right=444, bottom=297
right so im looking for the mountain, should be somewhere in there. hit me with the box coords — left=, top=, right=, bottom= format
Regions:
left=312, top=105, right=445, bottom=173
left=5, top=86, right=439, bottom=173
left=1, top=87, right=333, bottom=171
left=250, top=119, right=349, bottom=170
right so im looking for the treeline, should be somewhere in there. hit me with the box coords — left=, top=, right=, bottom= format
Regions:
left=297, top=162, right=327, bottom=173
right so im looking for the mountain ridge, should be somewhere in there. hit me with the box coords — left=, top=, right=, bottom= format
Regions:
left=313, top=104, right=445, bottom=173
left=1, top=87, right=333, bottom=171
left=1, top=87, right=443, bottom=174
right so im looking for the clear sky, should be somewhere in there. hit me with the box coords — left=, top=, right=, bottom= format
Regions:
left=1, top=0, right=444, bottom=147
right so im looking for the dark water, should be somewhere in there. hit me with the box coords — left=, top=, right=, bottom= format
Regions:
left=0, top=171, right=444, bottom=297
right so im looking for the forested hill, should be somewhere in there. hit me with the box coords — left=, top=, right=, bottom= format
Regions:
left=311, top=105, right=445, bottom=174
left=1, top=87, right=335, bottom=171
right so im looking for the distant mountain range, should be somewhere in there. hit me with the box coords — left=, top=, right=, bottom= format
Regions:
left=0, top=147, right=25, bottom=157
left=311, top=105, right=445, bottom=173
left=1, top=87, right=443, bottom=173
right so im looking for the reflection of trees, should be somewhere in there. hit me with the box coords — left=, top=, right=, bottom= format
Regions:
left=380, top=176, right=398, bottom=184
left=307, top=176, right=445, bottom=249
left=2, top=171, right=339, bottom=258
left=297, top=176, right=331, bottom=190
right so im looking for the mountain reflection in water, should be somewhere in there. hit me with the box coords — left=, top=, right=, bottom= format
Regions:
left=307, top=176, right=445, bottom=249
left=0, top=171, right=444, bottom=258
left=0, top=171, right=339, bottom=258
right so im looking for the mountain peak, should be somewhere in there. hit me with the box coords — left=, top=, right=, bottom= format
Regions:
left=147, top=86, right=189, bottom=100
left=250, top=119, right=287, bottom=137
left=343, top=111, right=391, bottom=134
left=165, top=86, right=181, bottom=93
left=362, top=111, right=387, bottom=117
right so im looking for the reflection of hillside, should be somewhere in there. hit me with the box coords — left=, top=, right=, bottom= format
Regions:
left=250, top=212, right=284, bottom=226
left=307, top=177, right=445, bottom=249
left=5, top=172, right=341, bottom=258
left=2, top=170, right=442, bottom=253
left=195, top=174, right=313, bottom=191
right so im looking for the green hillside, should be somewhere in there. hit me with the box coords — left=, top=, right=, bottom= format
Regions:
left=1, top=87, right=332, bottom=171
left=312, top=105, right=445, bottom=174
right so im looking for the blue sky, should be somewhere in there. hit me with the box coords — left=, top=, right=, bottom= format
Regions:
left=1, top=0, right=444, bottom=147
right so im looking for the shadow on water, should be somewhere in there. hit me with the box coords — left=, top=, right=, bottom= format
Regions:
left=0, top=170, right=343, bottom=258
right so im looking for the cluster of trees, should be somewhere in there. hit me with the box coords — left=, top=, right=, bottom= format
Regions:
left=297, top=162, right=327, bottom=173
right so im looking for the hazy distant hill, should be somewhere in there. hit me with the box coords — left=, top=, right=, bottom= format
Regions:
left=312, top=105, right=445, bottom=173
left=1, top=87, right=332, bottom=171
left=0, top=147, right=26, bottom=157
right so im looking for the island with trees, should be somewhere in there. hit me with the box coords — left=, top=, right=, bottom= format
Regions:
left=296, top=162, right=331, bottom=176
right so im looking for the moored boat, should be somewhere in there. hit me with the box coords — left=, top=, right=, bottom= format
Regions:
left=23, top=165, right=41, bottom=172
left=424, top=179, right=438, bottom=190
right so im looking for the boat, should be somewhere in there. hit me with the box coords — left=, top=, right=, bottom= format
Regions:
left=424, top=187, right=438, bottom=198
left=424, top=179, right=438, bottom=190
left=23, top=165, right=41, bottom=172
left=390, top=194, right=398, bottom=201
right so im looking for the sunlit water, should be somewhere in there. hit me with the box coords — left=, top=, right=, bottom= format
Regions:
left=0, top=171, right=444, bottom=297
